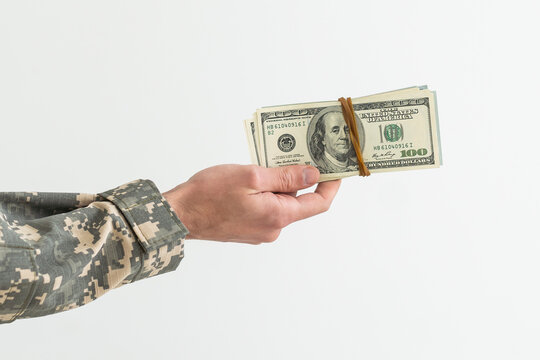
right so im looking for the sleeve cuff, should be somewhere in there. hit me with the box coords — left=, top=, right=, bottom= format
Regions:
left=98, top=179, right=189, bottom=253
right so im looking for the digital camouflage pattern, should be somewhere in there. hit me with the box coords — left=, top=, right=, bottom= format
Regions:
left=0, top=179, right=189, bottom=324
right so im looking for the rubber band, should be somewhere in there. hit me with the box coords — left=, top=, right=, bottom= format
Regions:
left=338, top=97, right=370, bottom=177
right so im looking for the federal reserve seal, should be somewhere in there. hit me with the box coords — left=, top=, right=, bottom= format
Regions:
left=277, top=134, right=296, bottom=152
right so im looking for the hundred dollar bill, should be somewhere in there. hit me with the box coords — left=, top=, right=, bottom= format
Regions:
left=244, top=87, right=428, bottom=166
left=244, top=87, right=442, bottom=181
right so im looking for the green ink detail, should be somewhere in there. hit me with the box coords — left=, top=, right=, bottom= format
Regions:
left=384, top=124, right=402, bottom=142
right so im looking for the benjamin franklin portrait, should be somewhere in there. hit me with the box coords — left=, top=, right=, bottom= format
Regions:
left=307, top=106, right=365, bottom=174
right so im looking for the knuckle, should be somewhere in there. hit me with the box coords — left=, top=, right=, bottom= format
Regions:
left=271, top=230, right=281, bottom=242
left=260, top=230, right=280, bottom=243
left=271, top=218, right=285, bottom=229
left=278, top=168, right=295, bottom=190
left=267, top=207, right=288, bottom=228
left=245, top=165, right=261, bottom=188
left=322, top=201, right=331, bottom=212
left=276, top=214, right=290, bottom=228
left=267, top=209, right=283, bottom=227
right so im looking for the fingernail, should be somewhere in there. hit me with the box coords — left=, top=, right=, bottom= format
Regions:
left=303, top=167, right=319, bottom=185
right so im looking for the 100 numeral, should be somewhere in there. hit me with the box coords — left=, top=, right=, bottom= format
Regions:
left=400, top=148, right=428, bottom=157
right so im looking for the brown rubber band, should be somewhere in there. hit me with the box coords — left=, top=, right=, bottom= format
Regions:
left=338, top=97, right=370, bottom=177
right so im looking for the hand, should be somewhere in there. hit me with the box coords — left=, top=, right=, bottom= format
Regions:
left=162, top=164, right=341, bottom=244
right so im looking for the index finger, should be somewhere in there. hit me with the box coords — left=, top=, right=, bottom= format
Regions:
left=289, top=179, right=341, bottom=222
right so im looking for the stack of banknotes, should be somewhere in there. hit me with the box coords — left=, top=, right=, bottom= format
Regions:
left=244, top=86, right=442, bottom=181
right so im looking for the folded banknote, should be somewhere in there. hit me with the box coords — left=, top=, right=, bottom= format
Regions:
left=244, top=86, right=442, bottom=181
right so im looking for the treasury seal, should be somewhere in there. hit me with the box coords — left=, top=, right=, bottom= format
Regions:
left=277, top=134, right=296, bottom=152
left=384, top=124, right=403, bottom=142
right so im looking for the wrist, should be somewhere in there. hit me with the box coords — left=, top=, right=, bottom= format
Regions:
left=162, top=183, right=198, bottom=240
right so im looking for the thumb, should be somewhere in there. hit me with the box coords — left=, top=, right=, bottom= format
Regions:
left=255, top=165, right=320, bottom=192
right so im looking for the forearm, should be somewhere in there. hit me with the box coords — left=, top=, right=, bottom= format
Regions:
left=0, top=179, right=188, bottom=324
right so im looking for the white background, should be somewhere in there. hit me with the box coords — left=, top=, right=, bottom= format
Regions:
left=1, top=0, right=539, bottom=359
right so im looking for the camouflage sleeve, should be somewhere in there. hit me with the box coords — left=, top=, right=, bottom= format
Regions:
left=0, top=179, right=189, bottom=324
